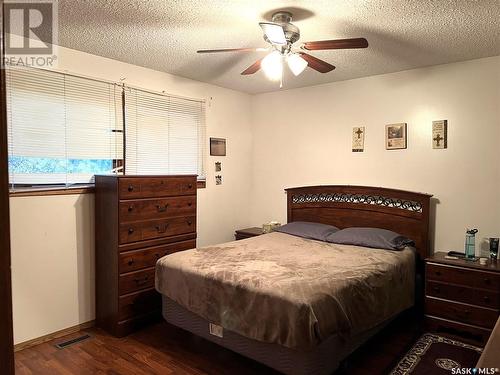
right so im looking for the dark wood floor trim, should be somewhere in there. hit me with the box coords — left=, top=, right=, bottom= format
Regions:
left=0, top=1, right=15, bottom=373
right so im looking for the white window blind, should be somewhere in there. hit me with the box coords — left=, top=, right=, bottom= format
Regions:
left=125, top=87, right=206, bottom=179
left=6, top=67, right=123, bottom=188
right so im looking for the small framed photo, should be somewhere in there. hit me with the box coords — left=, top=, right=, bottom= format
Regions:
left=432, top=120, right=447, bottom=149
left=385, top=123, right=407, bottom=150
left=215, top=175, right=222, bottom=185
left=352, top=126, right=365, bottom=152
left=215, top=161, right=222, bottom=172
left=210, top=137, right=226, bottom=156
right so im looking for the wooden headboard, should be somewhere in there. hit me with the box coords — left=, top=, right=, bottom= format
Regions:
left=286, top=185, right=433, bottom=261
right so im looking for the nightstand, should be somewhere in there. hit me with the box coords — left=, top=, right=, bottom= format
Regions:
left=424, top=252, right=499, bottom=345
left=234, top=227, right=264, bottom=241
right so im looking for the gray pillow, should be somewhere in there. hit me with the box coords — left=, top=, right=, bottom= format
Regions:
left=274, top=221, right=339, bottom=242
left=325, top=227, right=414, bottom=250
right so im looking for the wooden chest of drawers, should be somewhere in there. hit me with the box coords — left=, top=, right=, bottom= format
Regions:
left=95, top=175, right=197, bottom=337
left=424, top=253, right=499, bottom=345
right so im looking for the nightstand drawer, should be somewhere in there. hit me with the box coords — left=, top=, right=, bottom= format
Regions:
left=425, top=316, right=491, bottom=345
left=425, top=297, right=498, bottom=329
left=426, top=263, right=500, bottom=291
left=426, top=281, right=499, bottom=309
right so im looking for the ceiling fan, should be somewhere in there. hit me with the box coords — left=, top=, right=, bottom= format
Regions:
left=197, top=11, right=368, bottom=84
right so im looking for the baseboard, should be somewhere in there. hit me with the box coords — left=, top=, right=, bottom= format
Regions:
left=14, top=320, right=95, bottom=352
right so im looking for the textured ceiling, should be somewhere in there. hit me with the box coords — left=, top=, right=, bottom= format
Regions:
left=58, top=0, right=500, bottom=94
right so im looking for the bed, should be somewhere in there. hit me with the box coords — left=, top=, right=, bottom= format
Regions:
left=155, top=185, right=432, bottom=375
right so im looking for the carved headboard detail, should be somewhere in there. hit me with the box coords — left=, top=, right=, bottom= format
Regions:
left=286, top=185, right=433, bottom=261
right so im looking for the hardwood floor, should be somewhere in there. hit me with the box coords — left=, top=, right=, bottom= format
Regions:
left=15, top=311, right=422, bottom=375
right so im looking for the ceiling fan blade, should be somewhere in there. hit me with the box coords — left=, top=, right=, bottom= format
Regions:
left=302, top=38, right=369, bottom=50
left=259, top=22, right=287, bottom=45
left=197, top=47, right=267, bottom=53
left=298, top=53, right=335, bottom=73
left=241, top=58, right=264, bottom=75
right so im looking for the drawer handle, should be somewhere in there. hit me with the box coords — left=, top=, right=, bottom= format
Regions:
left=432, top=286, right=440, bottom=293
left=128, top=205, right=134, bottom=212
left=483, top=296, right=490, bottom=303
left=157, top=204, right=168, bottom=212
left=128, top=228, right=134, bottom=234
left=156, top=224, right=169, bottom=233
left=484, top=278, right=491, bottom=285
left=187, top=220, right=192, bottom=226
left=127, top=259, right=134, bottom=266
left=134, top=277, right=149, bottom=286
left=128, top=185, right=134, bottom=192
left=188, top=202, right=192, bottom=207
left=188, top=184, right=193, bottom=189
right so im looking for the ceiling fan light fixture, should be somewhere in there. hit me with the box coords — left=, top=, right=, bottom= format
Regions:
left=261, top=50, right=283, bottom=81
left=287, top=53, right=308, bottom=76
left=259, top=22, right=287, bottom=45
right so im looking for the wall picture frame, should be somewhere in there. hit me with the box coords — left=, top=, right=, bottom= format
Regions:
left=385, top=123, right=407, bottom=150
left=210, top=137, right=226, bottom=156
left=432, top=120, right=448, bottom=149
left=352, top=126, right=365, bottom=152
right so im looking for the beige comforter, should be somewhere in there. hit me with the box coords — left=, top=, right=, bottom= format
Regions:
left=155, top=232, right=415, bottom=349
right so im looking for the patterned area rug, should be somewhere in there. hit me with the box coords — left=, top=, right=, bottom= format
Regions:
left=390, top=333, right=482, bottom=374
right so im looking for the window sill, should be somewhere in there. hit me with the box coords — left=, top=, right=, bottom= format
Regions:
left=10, top=179, right=207, bottom=197
left=9, top=186, right=95, bottom=197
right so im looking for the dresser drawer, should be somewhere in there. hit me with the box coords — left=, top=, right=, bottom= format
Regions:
left=119, top=176, right=196, bottom=199
left=118, top=289, right=161, bottom=321
left=426, top=263, right=500, bottom=291
left=119, top=268, right=156, bottom=294
left=119, top=195, right=196, bottom=223
left=120, top=215, right=196, bottom=244
left=426, top=280, right=499, bottom=309
left=425, top=296, right=498, bottom=329
left=119, top=240, right=196, bottom=273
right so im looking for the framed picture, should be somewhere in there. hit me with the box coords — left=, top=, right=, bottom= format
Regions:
left=210, top=137, right=226, bottom=156
left=215, top=161, right=222, bottom=172
left=215, top=175, right=222, bottom=185
left=385, top=123, right=407, bottom=150
left=352, top=126, right=365, bottom=152
left=432, top=120, right=447, bottom=149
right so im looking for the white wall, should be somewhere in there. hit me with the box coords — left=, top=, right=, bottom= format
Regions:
left=10, top=46, right=254, bottom=344
left=250, top=56, right=500, bottom=255
left=10, top=52, right=500, bottom=345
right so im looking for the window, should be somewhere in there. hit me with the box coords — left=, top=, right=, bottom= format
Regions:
left=6, top=68, right=206, bottom=193
left=124, top=87, right=206, bottom=179
left=6, top=68, right=123, bottom=189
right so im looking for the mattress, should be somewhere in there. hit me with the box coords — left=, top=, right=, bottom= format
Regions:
left=156, top=232, right=415, bottom=349
left=162, top=295, right=393, bottom=375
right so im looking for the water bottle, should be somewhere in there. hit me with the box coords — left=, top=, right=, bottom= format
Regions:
left=464, top=229, right=478, bottom=259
